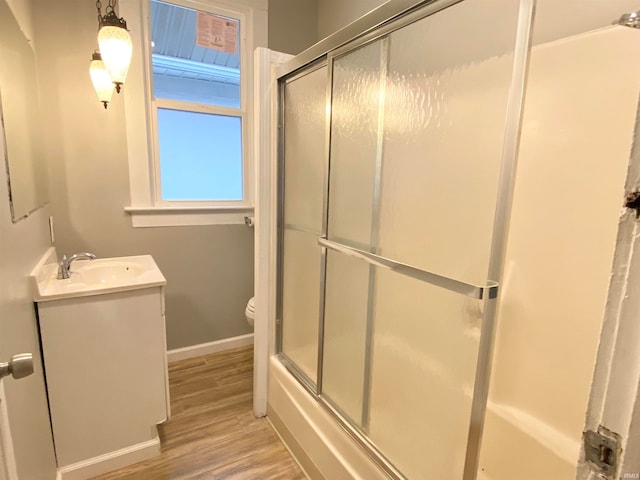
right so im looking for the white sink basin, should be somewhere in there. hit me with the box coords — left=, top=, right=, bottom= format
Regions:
left=76, top=261, right=146, bottom=285
left=31, top=249, right=166, bottom=301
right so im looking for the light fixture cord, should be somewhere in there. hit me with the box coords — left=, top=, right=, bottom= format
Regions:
left=105, top=0, right=118, bottom=15
left=96, top=0, right=119, bottom=27
left=95, top=0, right=102, bottom=26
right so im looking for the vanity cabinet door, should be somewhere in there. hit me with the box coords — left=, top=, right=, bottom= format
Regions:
left=37, top=287, right=168, bottom=467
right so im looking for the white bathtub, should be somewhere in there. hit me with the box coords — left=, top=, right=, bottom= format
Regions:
left=477, top=402, right=578, bottom=480
left=268, top=357, right=389, bottom=480
left=269, top=355, right=578, bottom=480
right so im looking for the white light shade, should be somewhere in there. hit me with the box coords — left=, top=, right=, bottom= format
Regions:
left=98, top=25, right=132, bottom=91
left=89, top=53, right=114, bottom=109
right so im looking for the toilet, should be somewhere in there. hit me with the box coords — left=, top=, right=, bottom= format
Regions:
left=245, top=297, right=255, bottom=328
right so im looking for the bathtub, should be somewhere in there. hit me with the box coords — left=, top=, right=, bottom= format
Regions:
left=477, top=402, right=578, bottom=480
left=269, top=355, right=578, bottom=480
left=268, top=357, right=389, bottom=480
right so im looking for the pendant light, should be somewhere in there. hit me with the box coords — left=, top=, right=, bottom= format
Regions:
left=89, top=51, right=114, bottom=109
left=96, top=0, right=132, bottom=93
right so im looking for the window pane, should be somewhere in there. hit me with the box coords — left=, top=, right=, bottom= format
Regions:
left=157, top=108, right=243, bottom=201
left=151, top=0, right=240, bottom=108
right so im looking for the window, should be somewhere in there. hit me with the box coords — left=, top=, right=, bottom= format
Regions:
left=122, top=0, right=268, bottom=226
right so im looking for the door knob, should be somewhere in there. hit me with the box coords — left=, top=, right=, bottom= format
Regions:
left=0, top=353, right=34, bottom=380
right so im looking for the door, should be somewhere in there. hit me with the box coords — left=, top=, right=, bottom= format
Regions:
left=0, top=103, right=57, bottom=478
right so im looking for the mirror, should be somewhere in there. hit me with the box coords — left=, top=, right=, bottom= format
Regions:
left=0, top=0, right=48, bottom=222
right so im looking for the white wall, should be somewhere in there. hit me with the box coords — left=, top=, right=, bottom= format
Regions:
left=532, top=0, right=639, bottom=44
left=478, top=26, right=640, bottom=480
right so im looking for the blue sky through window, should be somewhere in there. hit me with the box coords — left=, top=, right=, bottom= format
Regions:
left=157, top=108, right=243, bottom=201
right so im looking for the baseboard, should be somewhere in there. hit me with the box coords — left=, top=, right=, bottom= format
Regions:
left=167, top=333, right=254, bottom=363
left=56, top=436, right=160, bottom=480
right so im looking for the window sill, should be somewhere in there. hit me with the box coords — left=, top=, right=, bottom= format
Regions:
left=125, top=205, right=254, bottom=227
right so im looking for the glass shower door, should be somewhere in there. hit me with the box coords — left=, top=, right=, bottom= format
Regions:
left=277, top=0, right=532, bottom=478
left=278, top=64, right=328, bottom=386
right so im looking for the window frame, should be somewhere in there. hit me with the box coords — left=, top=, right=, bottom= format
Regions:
left=121, top=0, right=268, bottom=227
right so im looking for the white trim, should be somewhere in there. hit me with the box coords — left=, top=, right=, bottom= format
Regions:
left=253, top=48, right=292, bottom=418
left=167, top=333, right=254, bottom=363
left=155, top=98, right=245, bottom=117
left=0, top=384, right=18, bottom=480
left=578, top=198, right=640, bottom=477
left=125, top=206, right=253, bottom=227
left=125, top=205, right=253, bottom=213
left=55, top=436, right=160, bottom=480
left=129, top=211, right=248, bottom=227
left=122, top=0, right=155, bottom=206
left=0, top=402, right=7, bottom=480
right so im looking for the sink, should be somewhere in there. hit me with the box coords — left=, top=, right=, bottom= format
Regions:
left=31, top=248, right=166, bottom=301
left=75, top=260, right=146, bottom=285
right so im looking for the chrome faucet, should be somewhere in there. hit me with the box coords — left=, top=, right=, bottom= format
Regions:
left=57, top=252, right=97, bottom=279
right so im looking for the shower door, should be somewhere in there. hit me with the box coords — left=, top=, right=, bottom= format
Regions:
left=277, top=0, right=533, bottom=479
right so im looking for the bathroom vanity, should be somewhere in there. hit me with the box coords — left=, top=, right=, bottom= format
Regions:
left=31, top=249, right=170, bottom=479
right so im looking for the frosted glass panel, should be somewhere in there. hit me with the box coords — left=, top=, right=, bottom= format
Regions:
left=283, top=66, right=328, bottom=233
left=322, top=251, right=370, bottom=425
left=327, top=0, right=521, bottom=285
left=368, top=266, right=483, bottom=479
left=327, top=41, right=384, bottom=248
left=281, top=229, right=321, bottom=382
left=377, top=0, right=520, bottom=285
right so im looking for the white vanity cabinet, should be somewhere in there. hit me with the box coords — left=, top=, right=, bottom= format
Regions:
left=32, top=252, right=169, bottom=478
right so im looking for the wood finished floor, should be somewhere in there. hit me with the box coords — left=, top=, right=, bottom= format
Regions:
left=91, top=346, right=306, bottom=480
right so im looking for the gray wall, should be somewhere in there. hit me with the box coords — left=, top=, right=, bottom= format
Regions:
left=317, top=0, right=384, bottom=39
left=269, top=0, right=318, bottom=54
left=33, top=0, right=255, bottom=350
left=31, top=0, right=319, bottom=351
